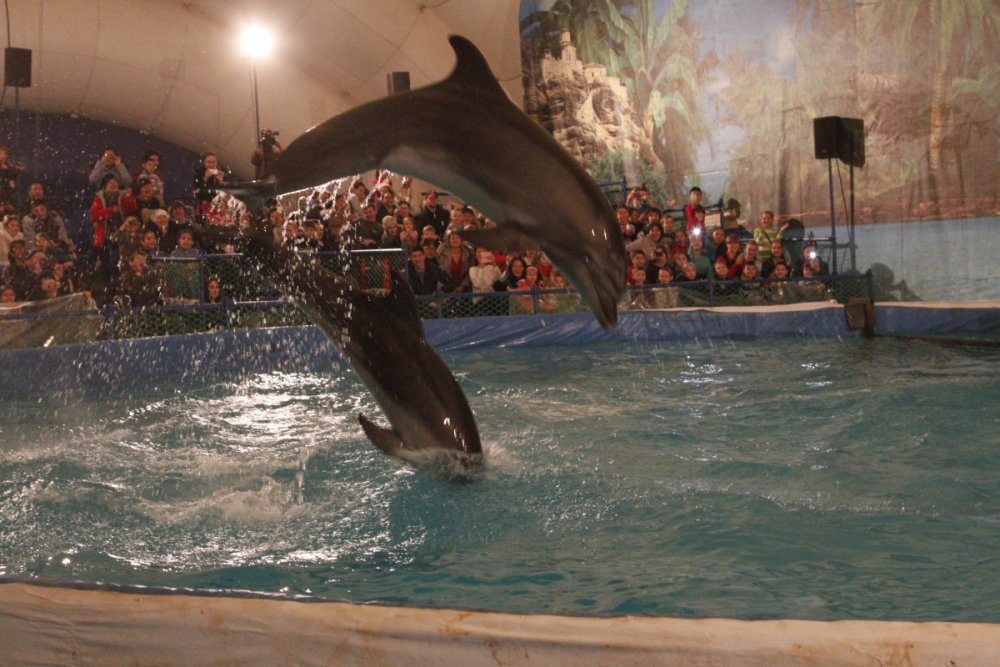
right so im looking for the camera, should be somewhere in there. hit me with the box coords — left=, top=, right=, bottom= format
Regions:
left=259, top=129, right=279, bottom=148
left=808, top=250, right=818, bottom=260
left=692, top=227, right=702, bottom=237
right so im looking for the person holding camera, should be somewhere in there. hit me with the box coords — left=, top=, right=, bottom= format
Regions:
left=251, top=130, right=282, bottom=180
left=193, top=153, right=226, bottom=215
left=87, top=147, right=131, bottom=191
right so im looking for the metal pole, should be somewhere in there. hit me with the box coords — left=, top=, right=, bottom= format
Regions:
left=251, top=59, right=261, bottom=145
left=827, top=158, right=838, bottom=275
left=849, top=164, right=857, bottom=272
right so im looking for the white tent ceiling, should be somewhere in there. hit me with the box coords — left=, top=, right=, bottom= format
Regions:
left=0, top=0, right=522, bottom=176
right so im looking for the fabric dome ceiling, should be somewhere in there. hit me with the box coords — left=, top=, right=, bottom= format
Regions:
left=1, top=0, right=522, bottom=178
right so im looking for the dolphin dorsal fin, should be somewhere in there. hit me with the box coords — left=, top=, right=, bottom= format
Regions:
left=445, top=35, right=508, bottom=100
left=378, top=270, right=425, bottom=336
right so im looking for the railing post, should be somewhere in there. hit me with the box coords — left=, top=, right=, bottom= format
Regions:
left=436, top=290, right=444, bottom=319
left=708, top=274, right=715, bottom=307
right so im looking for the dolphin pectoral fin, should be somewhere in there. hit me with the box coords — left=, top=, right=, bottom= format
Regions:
left=373, top=271, right=425, bottom=336
left=359, top=414, right=408, bottom=457
left=459, top=224, right=538, bottom=253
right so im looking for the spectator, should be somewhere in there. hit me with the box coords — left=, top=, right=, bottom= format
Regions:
left=88, top=147, right=132, bottom=191
left=138, top=229, right=160, bottom=257
left=0, top=214, right=24, bottom=273
left=537, top=252, right=554, bottom=279
left=687, top=233, right=712, bottom=279
left=393, top=200, right=411, bottom=226
left=204, top=275, right=225, bottom=304
left=90, top=174, right=137, bottom=281
left=299, top=218, right=325, bottom=251
left=667, top=229, right=690, bottom=263
left=741, top=240, right=760, bottom=272
left=145, top=208, right=180, bottom=254
left=761, top=240, right=791, bottom=278
left=766, top=261, right=792, bottom=302
left=193, top=153, right=226, bottom=215
left=645, top=244, right=670, bottom=283
left=349, top=204, right=382, bottom=249
left=380, top=216, right=401, bottom=248
left=626, top=221, right=664, bottom=258
left=22, top=200, right=74, bottom=255
left=111, top=216, right=143, bottom=273
left=705, top=226, right=726, bottom=259
left=719, top=233, right=744, bottom=279
left=131, top=150, right=164, bottom=198
left=539, top=270, right=581, bottom=313
left=684, top=186, right=706, bottom=238
left=753, top=210, right=779, bottom=262
left=793, top=241, right=829, bottom=277
left=0, top=284, right=16, bottom=303
left=346, top=179, right=368, bottom=221
left=494, top=255, right=527, bottom=291
left=469, top=247, right=501, bottom=293
left=251, top=135, right=283, bottom=180
left=375, top=187, right=397, bottom=221
left=419, top=225, right=441, bottom=253
left=119, top=253, right=161, bottom=308
left=713, top=256, right=731, bottom=282
left=415, top=190, right=450, bottom=237
left=628, top=250, right=650, bottom=285
left=0, top=146, right=22, bottom=205
left=406, top=246, right=448, bottom=296
left=282, top=218, right=307, bottom=250
left=399, top=216, right=420, bottom=254
left=265, top=207, right=285, bottom=246
left=651, top=266, right=679, bottom=308
left=134, top=178, right=165, bottom=225
left=5, top=240, right=33, bottom=299
left=34, top=231, right=73, bottom=265
left=164, top=229, right=202, bottom=301
left=324, top=212, right=346, bottom=252
left=436, top=230, right=473, bottom=293
left=32, top=272, right=61, bottom=301
left=21, top=181, right=47, bottom=216
left=677, top=262, right=700, bottom=283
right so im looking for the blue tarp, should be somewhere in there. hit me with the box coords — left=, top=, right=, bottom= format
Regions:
left=3, top=302, right=998, bottom=397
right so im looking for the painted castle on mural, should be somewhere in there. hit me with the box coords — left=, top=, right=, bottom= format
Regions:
left=526, top=32, right=642, bottom=166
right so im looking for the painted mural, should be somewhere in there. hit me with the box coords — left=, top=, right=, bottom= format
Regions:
left=520, top=0, right=1000, bottom=226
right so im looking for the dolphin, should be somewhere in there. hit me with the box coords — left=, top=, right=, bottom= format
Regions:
left=231, top=35, right=626, bottom=329
left=199, top=224, right=482, bottom=470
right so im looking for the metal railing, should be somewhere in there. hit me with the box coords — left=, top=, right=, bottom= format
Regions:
left=0, top=271, right=873, bottom=347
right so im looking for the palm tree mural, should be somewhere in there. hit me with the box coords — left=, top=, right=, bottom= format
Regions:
left=858, top=0, right=1000, bottom=212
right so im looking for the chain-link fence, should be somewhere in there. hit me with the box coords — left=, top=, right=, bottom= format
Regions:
left=3, top=246, right=873, bottom=344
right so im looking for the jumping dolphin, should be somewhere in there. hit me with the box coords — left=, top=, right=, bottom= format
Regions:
left=199, top=224, right=482, bottom=469
left=232, top=35, right=626, bottom=329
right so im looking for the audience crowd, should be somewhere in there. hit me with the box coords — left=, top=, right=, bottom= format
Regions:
left=0, top=145, right=833, bottom=316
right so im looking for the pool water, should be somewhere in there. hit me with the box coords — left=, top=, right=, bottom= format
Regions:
left=1, top=337, right=998, bottom=621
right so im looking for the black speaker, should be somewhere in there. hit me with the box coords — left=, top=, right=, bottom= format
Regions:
left=839, top=117, right=865, bottom=168
left=4, top=47, right=31, bottom=88
left=386, top=71, right=410, bottom=96
left=813, top=116, right=865, bottom=168
left=813, top=116, right=841, bottom=160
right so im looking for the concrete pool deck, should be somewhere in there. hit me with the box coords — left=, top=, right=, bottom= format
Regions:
left=1, top=580, right=997, bottom=666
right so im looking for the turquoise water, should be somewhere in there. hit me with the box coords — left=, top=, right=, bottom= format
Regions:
left=1, top=338, right=998, bottom=621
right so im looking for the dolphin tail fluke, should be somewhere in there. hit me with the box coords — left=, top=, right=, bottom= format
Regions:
left=359, top=414, right=408, bottom=457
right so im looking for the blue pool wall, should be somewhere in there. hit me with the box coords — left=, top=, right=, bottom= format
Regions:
left=3, top=302, right=999, bottom=397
